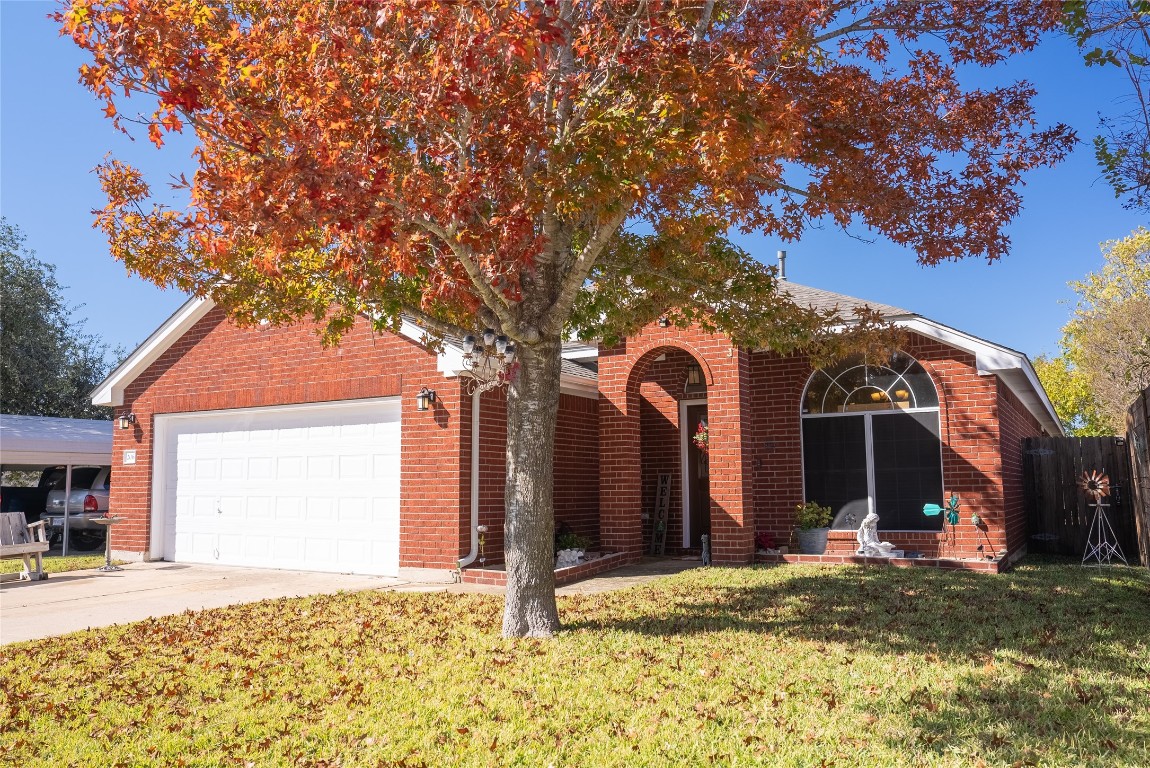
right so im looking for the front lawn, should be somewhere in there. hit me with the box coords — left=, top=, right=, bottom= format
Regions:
left=0, top=554, right=122, bottom=576
left=2, top=559, right=1147, bottom=767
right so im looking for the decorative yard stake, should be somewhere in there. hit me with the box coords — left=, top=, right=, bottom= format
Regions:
left=923, top=493, right=960, bottom=555
left=1079, top=470, right=1128, bottom=567
left=477, top=525, right=488, bottom=569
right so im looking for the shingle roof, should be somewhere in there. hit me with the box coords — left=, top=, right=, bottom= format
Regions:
left=561, top=359, right=597, bottom=379
left=782, top=282, right=911, bottom=317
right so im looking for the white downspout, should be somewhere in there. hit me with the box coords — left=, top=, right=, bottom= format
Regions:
left=458, top=390, right=481, bottom=568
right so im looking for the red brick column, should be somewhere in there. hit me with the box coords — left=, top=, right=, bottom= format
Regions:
left=706, top=347, right=756, bottom=564
left=597, top=351, right=644, bottom=556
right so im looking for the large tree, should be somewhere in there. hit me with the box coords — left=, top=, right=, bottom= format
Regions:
left=1039, top=227, right=1150, bottom=435
left=62, top=1, right=1072, bottom=637
left=1033, top=353, right=1110, bottom=436
left=1065, top=1, right=1150, bottom=211
left=0, top=219, right=116, bottom=420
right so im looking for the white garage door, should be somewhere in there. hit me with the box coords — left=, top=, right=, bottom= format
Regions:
left=157, top=399, right=401, bottom=576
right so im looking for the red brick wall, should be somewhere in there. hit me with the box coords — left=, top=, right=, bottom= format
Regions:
left=464, top=389, right=600, bottom=564
left=111, top=307, right=467, bottom=569
left=997, top=379, right=1047, bottom=557
left=746, top=349, right=809, bottom=550
left=554, top=393, right=601, bottom=544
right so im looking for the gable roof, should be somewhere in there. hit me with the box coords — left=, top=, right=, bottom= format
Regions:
left=90, top=297, right=600, bottom=406
left=777, top=281, right=1062, bottom=436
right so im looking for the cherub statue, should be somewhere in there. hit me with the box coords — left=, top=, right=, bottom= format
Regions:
left=856, top=511, right=897, bottom=557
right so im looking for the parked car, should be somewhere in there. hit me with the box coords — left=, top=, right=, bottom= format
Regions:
left=42, top=466, right=111, bottom=550
left=0, top=466, right=68, bottom=523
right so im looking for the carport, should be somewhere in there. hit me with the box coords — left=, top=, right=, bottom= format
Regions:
left=0, top=414, right=114, bottom=554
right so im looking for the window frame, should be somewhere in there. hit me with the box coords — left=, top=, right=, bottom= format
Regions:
left=800, top=354, right=944, bottom=532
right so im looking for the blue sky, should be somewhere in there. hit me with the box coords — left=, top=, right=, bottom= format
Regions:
left=2, top=2, right=1145, bottom=361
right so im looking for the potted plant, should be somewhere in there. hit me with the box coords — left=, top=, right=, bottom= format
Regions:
left=555, top=532, right=593, bottom=568
left=794, top=501, right=833, bottom=555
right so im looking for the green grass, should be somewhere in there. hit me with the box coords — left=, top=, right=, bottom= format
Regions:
left=2, top=558, right=1148, bottom=767
left=0, top=554, right=122, bottom=575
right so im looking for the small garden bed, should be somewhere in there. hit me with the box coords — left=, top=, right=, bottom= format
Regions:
left=2, top=557, right=1147, bottom=766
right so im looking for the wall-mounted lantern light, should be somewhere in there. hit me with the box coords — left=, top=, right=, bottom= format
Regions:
left=657, top=317, right=671, bottom=328
left=118, top=413, right=137, bottom=430
left=415, top=387, right=437, bottom=412
left=684, top=364, right=705, bottom=395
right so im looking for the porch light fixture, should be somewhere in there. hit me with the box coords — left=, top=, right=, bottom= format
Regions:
left=118, top=413, right=137, bottom=430
left=684, top=364, right=705, bottom=395
left=415, top=387, right=437, bottom=412
left=657, top=317, right=671, bottom=328
left=461, top=327, right=517, bottom=395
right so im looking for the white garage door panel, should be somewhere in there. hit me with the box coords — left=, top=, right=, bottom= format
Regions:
left=161, top=401, right=401, bottom=576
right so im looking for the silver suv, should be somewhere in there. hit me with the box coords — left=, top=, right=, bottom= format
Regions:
left=42, top=466, right=111, bottom=550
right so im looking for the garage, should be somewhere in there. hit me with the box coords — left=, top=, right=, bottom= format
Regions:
left=153, top=399, right=401, bottom=576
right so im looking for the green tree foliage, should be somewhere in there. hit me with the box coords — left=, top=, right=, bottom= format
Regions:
left=1065, top=1, right=1150, bottom=211
left=0, top=219, right=116, bottom=419
left=1033, top=353, right=1110, bottom=435
left=1038, top=227, right=1150, bottom=434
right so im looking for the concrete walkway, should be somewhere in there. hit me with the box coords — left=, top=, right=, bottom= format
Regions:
left=1, top=557, right=698, bottom=644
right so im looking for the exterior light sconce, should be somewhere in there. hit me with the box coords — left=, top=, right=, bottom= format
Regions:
left=684, top=364, right=705, bottom=395
left=657, top=317, right=671, bottom=328
left=118, top=413, right=137, bottom=430
left=415, top=387, right=437, bottom=412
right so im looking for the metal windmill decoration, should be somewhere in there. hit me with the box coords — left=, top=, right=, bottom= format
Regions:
left=1079, top=469, right=1128, bottom=567
left=923, top=492, right=961, bottom=555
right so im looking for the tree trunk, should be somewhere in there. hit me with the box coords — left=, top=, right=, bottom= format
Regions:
left=502, top=335, right=562, bottom=637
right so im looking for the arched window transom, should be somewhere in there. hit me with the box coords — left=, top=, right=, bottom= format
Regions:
left=802, top=353, right=938, bottom=414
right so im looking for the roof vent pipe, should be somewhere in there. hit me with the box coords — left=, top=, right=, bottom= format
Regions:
left=777, top=250, right=787, bottom=281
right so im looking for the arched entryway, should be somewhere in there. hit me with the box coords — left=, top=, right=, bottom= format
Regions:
left=598, top=327, right=756, bottom=564
left=630, top=346, right=711, bottom=553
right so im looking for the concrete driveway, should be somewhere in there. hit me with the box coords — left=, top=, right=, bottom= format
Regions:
left=0, top=562, right=448, bottom=645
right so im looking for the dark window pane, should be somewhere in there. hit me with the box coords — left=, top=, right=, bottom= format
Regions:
left=871, top=412, right=943, bottom=530
left=802, top=416, right=869, bottom=530
left=51, top=467, right=101, bottom=490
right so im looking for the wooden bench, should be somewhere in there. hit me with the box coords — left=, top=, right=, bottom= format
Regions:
left=0, top=511, right=49, bottom=581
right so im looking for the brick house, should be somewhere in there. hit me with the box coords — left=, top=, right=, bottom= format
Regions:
left=92, top=282, right=1060, bottom=579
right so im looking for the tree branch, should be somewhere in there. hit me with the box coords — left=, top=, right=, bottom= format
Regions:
left=543, top=205, right=630, bottom=335
left=410, top=215, right=531, bottom=341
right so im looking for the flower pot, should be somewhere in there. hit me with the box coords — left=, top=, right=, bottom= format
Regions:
left=797, top=527, right=830, bottom=555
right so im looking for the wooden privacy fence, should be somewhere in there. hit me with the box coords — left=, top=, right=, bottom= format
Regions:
left=1022, top=436, right=1139, bottom=560
left=1126, top=386, right=1150, bottom=567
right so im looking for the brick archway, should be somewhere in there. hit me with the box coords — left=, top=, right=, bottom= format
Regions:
left=598, top=324, right=756, bottom=564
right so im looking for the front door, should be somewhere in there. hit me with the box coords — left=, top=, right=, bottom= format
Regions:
left=684, top=402, right=710, bottom=548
